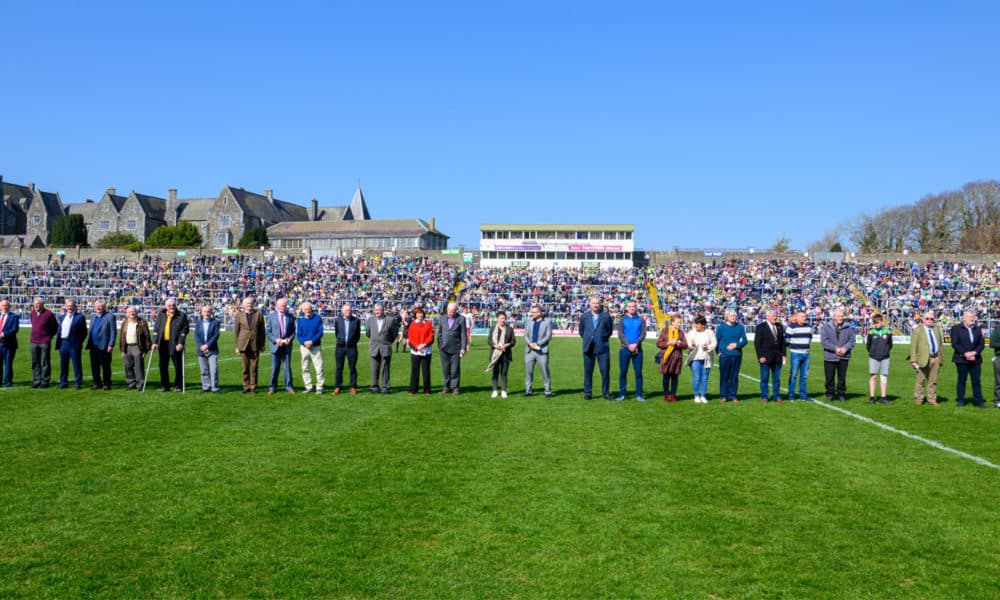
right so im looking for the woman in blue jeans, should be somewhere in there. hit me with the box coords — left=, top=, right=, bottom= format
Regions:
left=684, top=315, right=717, bottom=403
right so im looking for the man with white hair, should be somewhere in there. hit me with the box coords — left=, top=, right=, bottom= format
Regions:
left=366, top=303, right=399, bottom=393
left=951, top=310, right=986, bottom=408
left=435, top=302, right=467, bottom=395
left=910, top=310, right=942, bottom=406
left=266, top=298, right=296, bottom=395
left=754, top=308, right=785, bottom=403
left=819, top=308, right=855, bottom=402
left=29, top=297, right=58, bottom=388
left=297, top=301, right=324, bottom=394
left=151, top=298, right=189, bottom=392
left=332, top=303, right=360, bottom=395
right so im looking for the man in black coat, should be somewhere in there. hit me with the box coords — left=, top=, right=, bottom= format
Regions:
left=951, top=310, right=986, bottom=408
left=151, top=299, right=190, bottom=392
left=754, top=309, right=786, bottom=403
left=332, top=303, right=361, bottom=395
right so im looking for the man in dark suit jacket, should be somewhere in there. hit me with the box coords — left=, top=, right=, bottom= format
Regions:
left=435, top=302, right=468, bottom=394
left=951, top=310, right=986, bottom=408
left=579, top=296, right=614, bottom=400
left=366, top=303, right=399, bottom=393
left=333, top=303, right=361, bottom=394
left=85, top=300, right=117, bottom=390
left=56, top=299, right=88, bottom=389
left=266, top=298, right=296, bottom=395
left=194, top=304, right=221, bottom=393
left=151, top=298, right=190, bottom=392
left=234, top=296, right=266, bottom=393
left=754, top=309, right=786, bottom=402
left=0, top=299, right=19, bottom=388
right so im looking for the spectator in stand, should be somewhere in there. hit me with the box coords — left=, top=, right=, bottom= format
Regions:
left=407, top=306, right=434, bottom=395
left=297, top=301, right=324, bottom=394
left=951, top=310, right=985, bottom=408
left=118, top=305, right=151, bottom=391
left=866, top=314, right=893, bottom=404
left=686, top=315, right=716, bottom=404
left=616, top=301, right=646, bottom=402
left=820, top=308, right=855, bottom=402
left=29, top=297, right=58, bottom=388
left=716, top=309, right=747, bottom=403
left=57, top=299, right=87, bottom=389
left=487, top=310, right=515, bottom=398
left=656, top=313, right=687, bottom=403
left=910, top=310, right=942, bottom=406
left=754, top=309, right=786, bottom=403
left=785, top=310, right=812, bottom=401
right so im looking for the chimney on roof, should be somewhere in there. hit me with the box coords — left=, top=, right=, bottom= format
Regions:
left=28, top=182, right=35, bottom=194
left=429, top=217, right=436, bottom=231
left=311, top=198, right=319, bottom=221
left=265, top=189, right=274, bottom=205
left=107, top=187, right=116, bottom=196
left=167, top=188, right=178, bottom=226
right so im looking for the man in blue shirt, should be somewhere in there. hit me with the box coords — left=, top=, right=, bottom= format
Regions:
left=615, top=301, right=647, bottom=401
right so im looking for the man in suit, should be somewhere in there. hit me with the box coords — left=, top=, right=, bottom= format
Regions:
left=234, top=296, right=266, bottom=394
left=366, top=303, right=399, bottom=394
left=266, top=298, right=296, bottom=395
left=151, top=298, right=190, bottom=392
left=951, top=309, right=986, bottom=408
left=754, top=308, right=786, bottom=403
left=991, top=315, right=1000, bottom=409
left=56, top=298, right=87, bottom=389
left=910, top=310, right=943, bottom=406
left=0, top=299, right=19, bottom=388
left=579, top=296, right=614, bottom=400
left=86, top=300, right=116, bottom=390
left=333, top=303, right=361, bottom=395
left=29, top=297, right=58, bottom=389
left=436, top=302, right=468, bottom=395
left=524, top=304, right=552, bottom=397
left=194, top=304, right=221, bottom=394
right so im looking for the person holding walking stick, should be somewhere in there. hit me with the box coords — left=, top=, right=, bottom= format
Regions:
left=151, top=299, right=189, bottom=392
left=118, top=306, right=151, bottom=391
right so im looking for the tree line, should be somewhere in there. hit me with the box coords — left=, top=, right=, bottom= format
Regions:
left=808, top=179, right=1000, bottom=254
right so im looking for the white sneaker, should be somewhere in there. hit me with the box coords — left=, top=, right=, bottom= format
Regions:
left=491, top=390, right=499, bottom=398
left=501, top=390, right=508, bottom=399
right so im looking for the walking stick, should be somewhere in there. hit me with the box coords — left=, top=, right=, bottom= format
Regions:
left=141, top=350, right=154, bottom=393
left=181, top=344, right=186, bottom=394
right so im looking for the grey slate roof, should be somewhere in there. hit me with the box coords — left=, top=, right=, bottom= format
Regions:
left=132, top=192, right=166, bottom=221
left=227, top=186, right=310, bottom=223
left=268, top=218, right=447, bottom=239
left=349, top=187, right=371, bottom=220
left=67, top=201, right=98, bottom=217
left=176, top=198, right=214, bottom=222
left=35, top=190, right=64, bottom=216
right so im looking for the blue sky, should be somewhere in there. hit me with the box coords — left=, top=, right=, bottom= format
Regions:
left=2, top=1, right=998, bottom=250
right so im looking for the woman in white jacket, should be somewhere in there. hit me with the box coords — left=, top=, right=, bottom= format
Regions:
left=685, top=315, right=717, bottom=403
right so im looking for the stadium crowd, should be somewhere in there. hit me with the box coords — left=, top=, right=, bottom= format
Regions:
left=0, top=254, right=998, bottom=408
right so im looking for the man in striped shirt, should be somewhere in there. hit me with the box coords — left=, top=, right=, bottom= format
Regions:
left=785, top=310, right=812, bottom=401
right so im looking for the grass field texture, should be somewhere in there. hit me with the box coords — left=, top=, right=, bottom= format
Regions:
left=2, top=334, right=998, bottom=598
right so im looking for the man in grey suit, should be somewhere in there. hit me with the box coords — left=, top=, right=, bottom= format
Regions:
left=524, top=304, right=552, bottom=397
left=436, top=302, right=467, bottom=395
left=266, top=297, right=296, bottom=395
left=366, top=303, right=399, bottom=393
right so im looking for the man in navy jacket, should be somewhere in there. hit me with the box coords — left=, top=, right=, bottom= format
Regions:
left=194, top=304, right=221, bottom=393
left=56, top=299, right=88, bottom=389
left=579, top=296, right=614, bottom=400
left=0, top=299, right=19, bottom=387
left=86, top=300, right=117, bottom=390
left=951, top=310, right=986, bottom=408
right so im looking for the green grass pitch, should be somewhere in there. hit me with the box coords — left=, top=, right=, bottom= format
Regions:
left=2, top=334, right=998, bottom=598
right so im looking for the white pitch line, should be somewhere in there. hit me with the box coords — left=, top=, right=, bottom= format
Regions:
left=737, top=372, right=1000, bottom=471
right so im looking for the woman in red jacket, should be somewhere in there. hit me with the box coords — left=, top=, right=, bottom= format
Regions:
left=407, top=306, right=435, bottom=395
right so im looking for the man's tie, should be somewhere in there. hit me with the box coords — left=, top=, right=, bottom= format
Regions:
left=929, top=328, right=937, bottom=355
